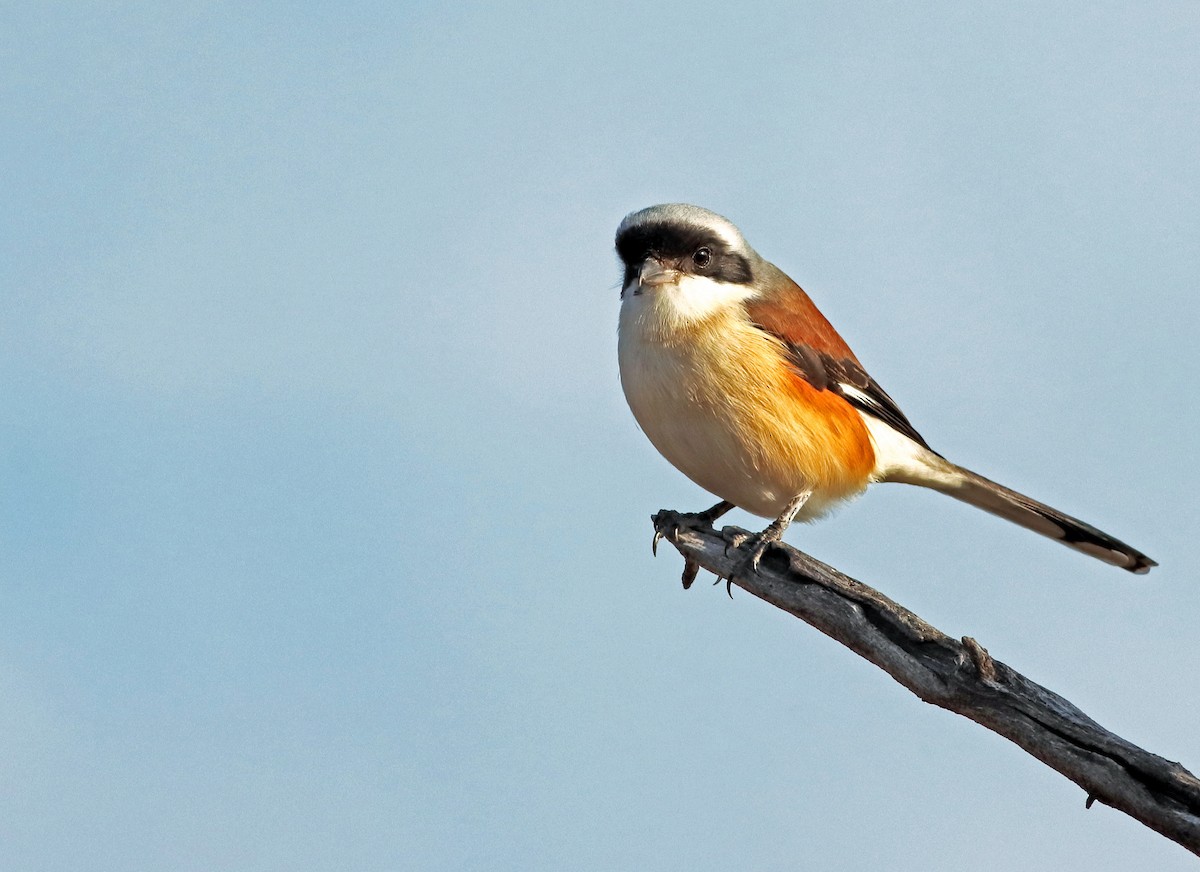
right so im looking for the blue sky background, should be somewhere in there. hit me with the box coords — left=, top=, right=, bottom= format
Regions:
left=3, top=2, right=1198, bottom=869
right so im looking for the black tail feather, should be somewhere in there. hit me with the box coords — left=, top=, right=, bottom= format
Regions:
left=932, top=464, right=1156, bottom=574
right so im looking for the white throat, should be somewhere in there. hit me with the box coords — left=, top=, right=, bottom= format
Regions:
left=620, top=274, right=757, bottom=339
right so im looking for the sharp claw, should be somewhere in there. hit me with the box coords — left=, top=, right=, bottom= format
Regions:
left=711, top=568, right=736, bottom=598
left=652, top=529, right=663, bottom=556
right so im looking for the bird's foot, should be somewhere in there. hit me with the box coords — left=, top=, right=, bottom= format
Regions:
left=651, top=502, right=733, bottom=555
left=715, top=526, right=783, bottom=597
left=715, top=490, right=812, bottom=597
left=651, top=501, right=735, bottom=589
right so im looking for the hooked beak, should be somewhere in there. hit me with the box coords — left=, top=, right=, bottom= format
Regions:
left=636, top=257, right=682, bottom=292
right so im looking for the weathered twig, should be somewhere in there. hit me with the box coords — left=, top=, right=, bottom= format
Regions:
left=652, top=509, right=1200, bottom=856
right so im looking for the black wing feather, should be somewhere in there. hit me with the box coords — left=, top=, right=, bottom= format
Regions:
left=751, top=323, right=934, bottom=451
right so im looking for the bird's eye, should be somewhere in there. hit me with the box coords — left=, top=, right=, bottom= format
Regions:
left=692, top=247, right=712, bottom=268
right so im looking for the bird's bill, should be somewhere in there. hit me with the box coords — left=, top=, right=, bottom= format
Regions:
left=638, top=257, right=682, bottom=289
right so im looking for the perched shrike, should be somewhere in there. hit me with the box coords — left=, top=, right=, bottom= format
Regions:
left=616, top=203, right=1154, bottom=579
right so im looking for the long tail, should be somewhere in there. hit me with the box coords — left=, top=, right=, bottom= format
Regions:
left=916, top=461, right=1156, bottom=574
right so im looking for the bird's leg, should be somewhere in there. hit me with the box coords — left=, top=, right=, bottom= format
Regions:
left=723, top=490, right=812, bottom=593
left=697, top=499, right=735, bottom=527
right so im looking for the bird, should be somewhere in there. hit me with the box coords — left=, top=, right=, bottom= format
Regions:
left=615, top=203, right=1155, bottom=580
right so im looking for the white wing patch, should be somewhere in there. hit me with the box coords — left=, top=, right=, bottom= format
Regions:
left=854, top=403, right=962, bottom=488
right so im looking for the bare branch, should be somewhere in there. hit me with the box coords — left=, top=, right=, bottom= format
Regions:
left=651, top=509, right=1200, bottom=856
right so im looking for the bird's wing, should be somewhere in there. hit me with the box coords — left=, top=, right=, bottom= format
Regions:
left=745, top=273, right=933, bottom=451
left=767, top=335, right=933, bottom=451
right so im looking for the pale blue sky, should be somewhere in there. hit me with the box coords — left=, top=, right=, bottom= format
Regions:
left=3, top=2, right=1199, bottom=869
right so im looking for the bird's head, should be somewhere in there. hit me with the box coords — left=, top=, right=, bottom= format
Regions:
left=615, top=204, right=764, bottom=326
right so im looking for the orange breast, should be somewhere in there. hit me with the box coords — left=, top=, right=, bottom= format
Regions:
left=620, top=307, right=877, bottom=520
left=734, top=350, right=876, bottom=516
